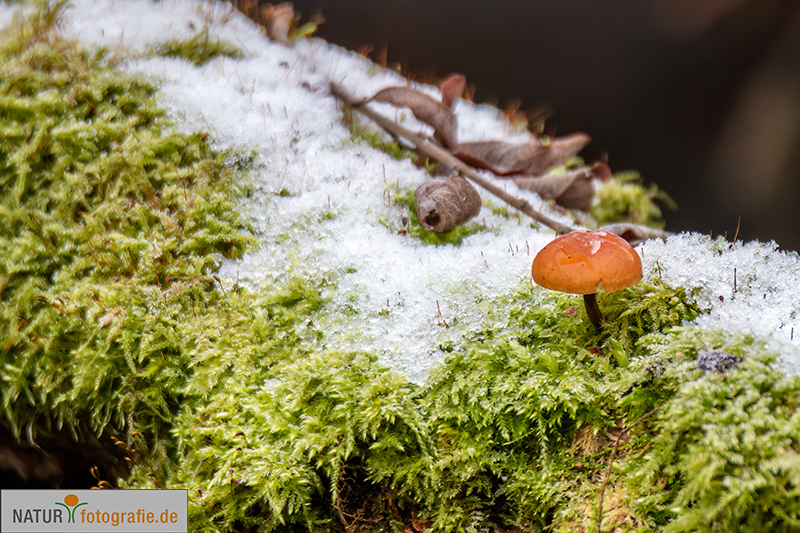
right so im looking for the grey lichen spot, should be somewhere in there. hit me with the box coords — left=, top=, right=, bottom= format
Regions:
left=696, top=350, right=743, bottom=373
left=644, top=361, right=666, bottom=380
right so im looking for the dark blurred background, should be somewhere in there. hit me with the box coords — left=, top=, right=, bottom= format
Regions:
left=291, top=0, right=800, bottom=251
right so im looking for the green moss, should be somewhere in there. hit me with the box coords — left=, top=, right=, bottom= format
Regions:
left=166, top=349, right=427, bottom=531
left=350, top=121, right=416, bottom=163
left=623, top=331, right=800, bottom=532
left=392, top=281, right=702, bottom=531
left=591, top=171, right=676, bottom=228
left=0, top=5, right=255, bottom=452
left=157, top=278, right=707, bottom=532
left=349, top=119, right=439, bottom=174
left=151, top=28, right=243, bottom=66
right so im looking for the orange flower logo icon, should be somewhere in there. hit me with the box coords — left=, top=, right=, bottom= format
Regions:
left=55, top=494, right=88, bottom=523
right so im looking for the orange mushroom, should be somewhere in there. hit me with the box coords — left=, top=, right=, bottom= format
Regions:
left=532, top=230, right=642, bottom=329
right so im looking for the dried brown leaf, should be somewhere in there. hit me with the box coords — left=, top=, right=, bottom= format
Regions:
left=414, top=175, right=482, bottom=232
left=411, top=511, right=432, bottom=532
left=587, top=160, right=613, bottom=182
left=265, top=2, right=293, bottom=45
left=439, top=73, right=466, bottom=110
left=234, top=0, right=263, bottom=25
left=453, top=132, right=591, bottom=176
left=512, top=161, right=610, bottom=210
left=512, top=170, right=590, bottom=209
left=599, top=222, right=672, bottom=245
left=367, top=86, right=458, bottom=148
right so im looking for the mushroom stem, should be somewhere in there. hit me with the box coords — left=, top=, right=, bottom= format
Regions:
left=583, top=293, right=603, bottom=330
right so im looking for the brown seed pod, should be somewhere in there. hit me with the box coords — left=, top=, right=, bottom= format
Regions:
left=414, top=176, right=482, bottom=233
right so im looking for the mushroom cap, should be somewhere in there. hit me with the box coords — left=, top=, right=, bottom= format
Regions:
left=532, top=230, right=642, bottom=295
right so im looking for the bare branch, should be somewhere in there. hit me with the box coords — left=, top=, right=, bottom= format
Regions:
left=331, top=82, right=575, bottom=235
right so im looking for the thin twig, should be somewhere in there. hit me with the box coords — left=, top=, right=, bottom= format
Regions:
left=596, top=407, right=662, bottom=533
left=330, top=82, right=575, bottom=235
left=436, top=299, right=449, bottom=327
